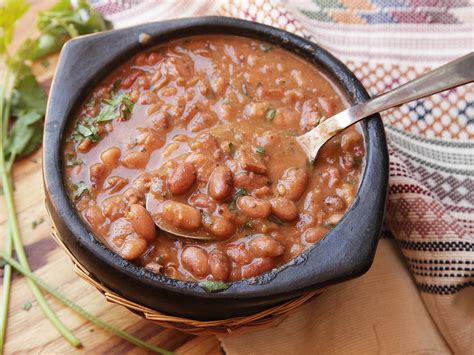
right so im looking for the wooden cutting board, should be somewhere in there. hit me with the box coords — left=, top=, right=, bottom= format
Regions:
left=0, top=1, right=222, bottom=353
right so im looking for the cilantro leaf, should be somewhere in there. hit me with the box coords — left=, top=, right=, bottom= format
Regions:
left=0, top=0, right=30, bottom=54
left=199, top=280, right=229, bottom=293
left=21, top=301, right=32, bottom=311
left=96, top=94, right=134, bottom=122
left=11, top=66, right=47, bottom=117
left=228, top=188, right=248, bottom=211
left=31, top=0, right=112, bottom=60
left=266, top=107, right=276, bottom=122
left=73, top=181, right=89, bottom=200
left=260, top=44, right=273, bottom=52
left=268, top=215, right=284, bottom=225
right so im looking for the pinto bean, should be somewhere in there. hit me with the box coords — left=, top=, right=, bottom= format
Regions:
left=322, top=167, right=341, bottom=188
left=302, top=226, right=328, bottom=243
left=122, top=150, right=149, bottom=169
left=136, top=131, right=164, bottom=151
left=208, top=166, right=233, bottom=201
left=119, top=235, right=147, bottom=260
left=77, top=138, right=93, bottom=153
left=100, top=147, right=121, bottom=168
left=238, top=147, right=267, bottom=174
left=127, top=204, right=156, bottom=241
left=209, top=250, right=231, bottom=281
left=276, top=168, right=308, bottom=201
left=188, top=193, right=217, bottom=213
left=147, top=52, right=162, bottom=65
left=237, top=196, right=271, bottom=218
left=249, top=234, right=285, bottom=257
left=244, top=102, right=267, bottom=120
left=233, top=172, right=269, bottom=191
left=341, top=130, right=363, bottom=153
left=270, top=197, right=299, bottom=222
left=324, top=196, right=346, bottom=212
left=185, top=153, right=218, bottom=184
left=105, top=176, right=128, bottom=193
left=202, top=216, right=236, bottom=240
left=139, top=91, right=159, bottom=105
left=123, top=188, right=145, bottom=206
left=132, top=173, right=152, bottom=193
left=84, top=206, right=105, bottom=231
left=338, top=183, right=356, bottom=206
left=90, top=163, right=106, bottom=187
left=241, top=257, right=275, bottom=279
left=226, top=242, right=252, bottom=265
left=167, top=162, right=196, bottom=195
left=102, top=195, right=127, bottom=221
left=181, top=246, right=210, bottom=278
left=150, top=111, right=170, bottom=132
left=161, top=201, right=201, bottom=231
left=318, top=96, right=335, bottom=117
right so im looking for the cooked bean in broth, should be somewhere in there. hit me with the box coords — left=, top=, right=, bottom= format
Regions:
left=63, top=36, right=365, bottom=282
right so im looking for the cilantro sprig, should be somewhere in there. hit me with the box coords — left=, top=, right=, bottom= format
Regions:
left=0, top=2, right=166, bottom=353
left=72, top=91, right=134, bottom=143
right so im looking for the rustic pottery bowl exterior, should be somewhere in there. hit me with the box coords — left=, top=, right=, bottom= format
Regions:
left=43, top=17, right=389, bottom=320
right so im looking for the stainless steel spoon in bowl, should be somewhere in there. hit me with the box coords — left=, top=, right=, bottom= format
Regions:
left=147, top=52, right=474, bottom=240
left=297, top=52, right=474, bottom=162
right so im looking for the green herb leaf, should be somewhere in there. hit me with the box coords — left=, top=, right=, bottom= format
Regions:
left=266, top=107, right=276, bottom=122
left=96, top=93, right=134, bottom=122
left=323, top=221, right=336, bottom=230
left=260, top=44, right=273, bottom=52
left=0, top=0, right=31, bottom=54
left=73, top=182, right=89, bottom=200
left=199, top=280, right=230, bottom=293
left=65, top=155, right=84, bottom=167
left=32, top=217, right=45, bottom=230
left=228, top=142, right=236, bottom=155
left=229, top=188, right=248, bottom=211
left=267, top=215, right=284, bottom=225
left=242, top=83, right=249, bottom=96
left=31, top=0, right=112, bottom=60
left=11, top=65, right=47, bottom=117
left=255, top=146, right=266, bottom=155
left=21, top=301, right=32, bottom=311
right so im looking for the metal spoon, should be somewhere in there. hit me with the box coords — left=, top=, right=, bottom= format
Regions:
left=297, top=52, right=474, bottom=162
left=147, top=52, right=473, bottom=240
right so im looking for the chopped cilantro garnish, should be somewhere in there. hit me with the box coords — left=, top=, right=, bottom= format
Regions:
left=268, top=215, right=284, bottom=225
left=255, top=146, right=266, bottom=155
left=199, top=280, right=229, bottom=293
left=323, top=221, right=336, bottom=229
left=266, top=107, right=276, bottom=122
left=73, top=181, right=89, bottom=200
left=229, top=188, right=248, bottom=210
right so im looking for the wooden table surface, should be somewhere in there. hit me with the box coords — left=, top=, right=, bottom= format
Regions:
left=0, top=1, right=222, bottom=354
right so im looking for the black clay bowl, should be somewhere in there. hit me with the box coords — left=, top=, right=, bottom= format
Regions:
left=43, top=16, right=388, bottom=321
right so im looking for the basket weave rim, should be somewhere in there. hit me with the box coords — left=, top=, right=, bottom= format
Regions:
left=49, top=225, right=322, bottom=334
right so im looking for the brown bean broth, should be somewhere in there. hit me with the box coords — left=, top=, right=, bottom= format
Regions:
left=63, top=35, right=365, bottom=282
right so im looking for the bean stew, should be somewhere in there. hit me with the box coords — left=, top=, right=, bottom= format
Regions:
left=63, top=35, right=365, bottom=282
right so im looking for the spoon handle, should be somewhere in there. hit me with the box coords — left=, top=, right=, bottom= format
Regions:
left=298, top=52, right=474, bottom=161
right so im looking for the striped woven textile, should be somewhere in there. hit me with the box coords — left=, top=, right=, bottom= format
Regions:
left=90, top=1, right=473, bottom=353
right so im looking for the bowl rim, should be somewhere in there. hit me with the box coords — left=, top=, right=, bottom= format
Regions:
left=43, top=16, right=388, bottom=301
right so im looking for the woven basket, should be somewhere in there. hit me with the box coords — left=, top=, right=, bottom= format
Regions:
left=51, top=226, right=321, bottom=335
